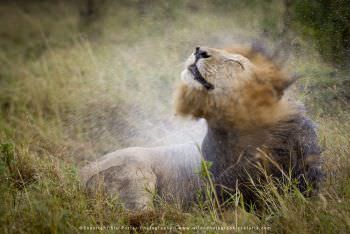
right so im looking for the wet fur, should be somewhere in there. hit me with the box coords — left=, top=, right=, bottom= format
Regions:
left=202, top=116, right=323, bottom=204
left=176, top=45, right=323, bottom=202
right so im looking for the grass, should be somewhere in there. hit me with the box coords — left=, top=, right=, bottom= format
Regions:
left=1, top=1, right=350, bottom=233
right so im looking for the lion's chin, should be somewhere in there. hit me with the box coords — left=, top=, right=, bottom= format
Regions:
left=174, top=81, right=208, bottom=119
left=180, top=69, right=203, bottom=90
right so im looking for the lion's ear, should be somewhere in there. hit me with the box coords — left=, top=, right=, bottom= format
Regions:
left=226, top=59, right=245, bottom=70
left=257, top=66, right=300, bottom=98
left=273, top=73, right=300, bottom=98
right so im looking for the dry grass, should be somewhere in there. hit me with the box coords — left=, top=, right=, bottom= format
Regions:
left=0, top=1, right=349, bottom=233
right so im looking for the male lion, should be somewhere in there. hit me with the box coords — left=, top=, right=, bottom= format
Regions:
left=79, top=45, right=323, bottom=210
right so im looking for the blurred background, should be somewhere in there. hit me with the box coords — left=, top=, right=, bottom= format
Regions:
left=1, top=0, right=349, bottom=163
left=0, top=1, right=350, bottom=232
left=0, top=0, right=350, bottom=162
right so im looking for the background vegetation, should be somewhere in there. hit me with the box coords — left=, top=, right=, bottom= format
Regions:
left=292, top=0, right=350, bottom=66
left=0, top=0, right=349, bottom=233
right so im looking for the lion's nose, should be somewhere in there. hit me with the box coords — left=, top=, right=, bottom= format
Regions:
left=194, top=47, right=210, bottom=59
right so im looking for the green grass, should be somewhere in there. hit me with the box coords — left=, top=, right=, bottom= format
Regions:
left=1, top=1, right=350, bottom=233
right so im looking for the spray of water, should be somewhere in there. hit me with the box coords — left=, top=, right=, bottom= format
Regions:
left=66, top=31, right=286, bottom=164
left=46, top=3, right=304, bottom=164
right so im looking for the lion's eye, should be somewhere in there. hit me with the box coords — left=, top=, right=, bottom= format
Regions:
left=226, top=59, right=245, bottom=70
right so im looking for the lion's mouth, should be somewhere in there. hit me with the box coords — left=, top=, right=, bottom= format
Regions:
left=188, top=64, right=214, bottom=90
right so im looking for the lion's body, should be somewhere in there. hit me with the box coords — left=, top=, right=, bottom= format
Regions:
left=80, top=143, right=203, bottom=210
left=202, top=115, right=322, bottom=203
left=79, top=44, right=323, bottom=210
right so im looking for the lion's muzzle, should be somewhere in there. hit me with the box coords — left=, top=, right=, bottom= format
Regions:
left=188, top=47, right=214, bottom=91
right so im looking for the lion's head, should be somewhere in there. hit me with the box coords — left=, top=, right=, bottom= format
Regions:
left=174, top=45, right=299, bottom=129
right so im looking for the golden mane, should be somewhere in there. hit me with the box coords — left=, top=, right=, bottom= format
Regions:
left=175, top=45, right=300, bottom=130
